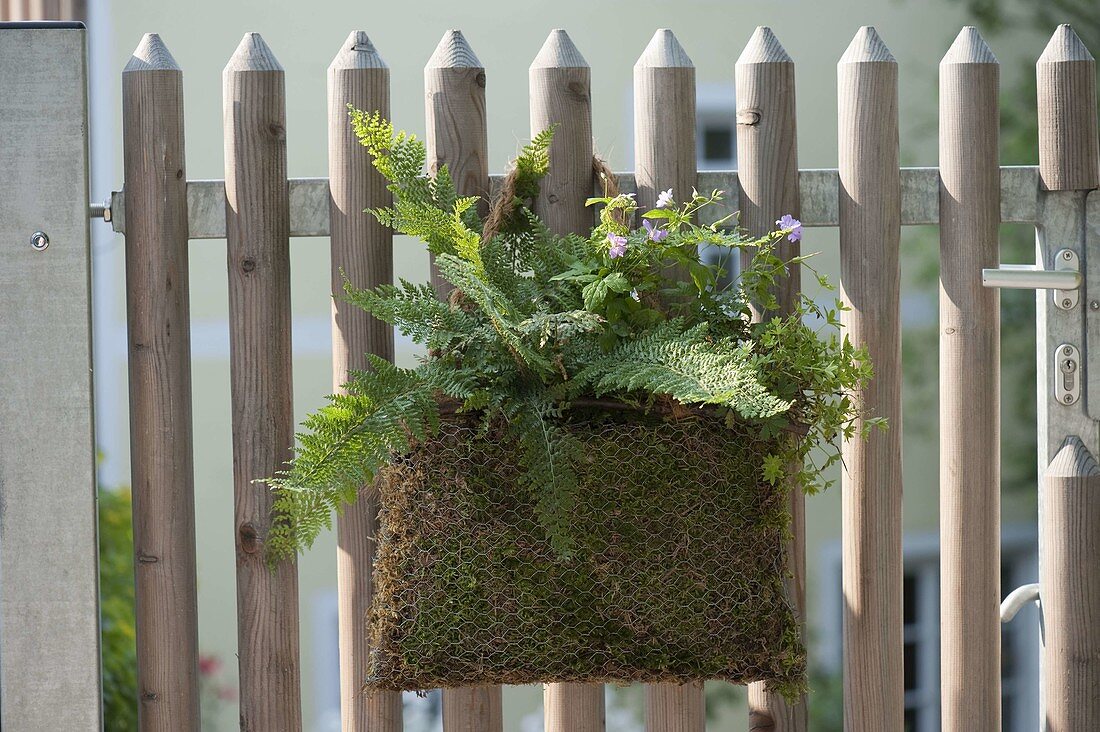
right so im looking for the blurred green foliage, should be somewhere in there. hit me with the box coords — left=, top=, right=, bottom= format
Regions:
left=99, top=487, right=138, bottom=731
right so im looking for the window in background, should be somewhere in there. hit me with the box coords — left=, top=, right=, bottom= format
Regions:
left=695, top=83, right=737, bottom=171
left=819, top=526, right=1039, bottom=732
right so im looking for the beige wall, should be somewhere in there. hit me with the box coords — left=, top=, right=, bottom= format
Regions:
left=91, top=0, right=1047, bottom=728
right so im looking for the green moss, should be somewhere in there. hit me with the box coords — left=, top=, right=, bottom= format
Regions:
left=367, top=412, right=806, bottom=699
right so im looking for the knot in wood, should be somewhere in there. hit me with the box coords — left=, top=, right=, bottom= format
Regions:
left=238, top=522, right=262, bottom=554
left=267, top=123, right=286, bottom=141
left=475, top=71, right=486, bottom=88
left=547, top=193, right=559, bottom=203
left=736, top=108, right=762, bottom=126
left=240, top=258, right=256, bottom=273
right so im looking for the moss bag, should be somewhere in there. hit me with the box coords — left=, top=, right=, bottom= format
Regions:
left=366, top=411, right=806, bottom=697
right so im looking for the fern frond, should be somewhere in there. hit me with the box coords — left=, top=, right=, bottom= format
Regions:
left=265, top=356, right=440, bottom=561
left=571, top=321, right=792, bottom=419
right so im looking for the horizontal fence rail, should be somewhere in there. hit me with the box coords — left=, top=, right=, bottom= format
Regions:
left=104, top=165, right=1044, bottom=238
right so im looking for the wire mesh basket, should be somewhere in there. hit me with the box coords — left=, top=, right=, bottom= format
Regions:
left=366, top=409, right=806, bottom=697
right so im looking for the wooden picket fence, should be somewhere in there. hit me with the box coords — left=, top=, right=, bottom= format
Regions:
left=2, top=16, right=1099, bottom=732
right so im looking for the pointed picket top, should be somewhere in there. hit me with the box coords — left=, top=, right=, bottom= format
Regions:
left=942, top=26, right=997, bottom=65
left=329, top=30, right=387, bottom=71
left=426, top=29, right=482, bottom=69
left=225, top=32, right=283, bottom=73
left=531, top=28, right=588, bottom=69
left=839, top=25, right=895, bottom=64
left=1047, top=436, right=1100, bottom=478
left=736, top=26, right=792, bottom=66
left=635, top=28, right=693, bottom=69
left=124, top=33, right=180, bottom=73
left=1039, top=24, right=1094, bottom=64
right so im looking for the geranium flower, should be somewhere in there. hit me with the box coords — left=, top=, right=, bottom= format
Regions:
left=607, top=232, right=628, bottom=259
left=776, top=214, right=803, bottom=243
left=656, top=188, right=674, bottom=208
left=643, top=219, right=669, bottom=242
left=198, top=655, right=221, bottom=677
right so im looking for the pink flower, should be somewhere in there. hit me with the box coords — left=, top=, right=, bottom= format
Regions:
left=607, top=232, right=628, bottom=259
left=198, top=655, right=221, bottom=677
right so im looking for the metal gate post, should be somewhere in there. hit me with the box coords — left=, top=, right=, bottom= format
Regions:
left=0, top=21, right=101, bottom=730
left=984, top=25, right=1100, bottom=730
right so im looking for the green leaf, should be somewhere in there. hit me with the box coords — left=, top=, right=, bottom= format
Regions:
left=602, top=272, right=632, bottom=293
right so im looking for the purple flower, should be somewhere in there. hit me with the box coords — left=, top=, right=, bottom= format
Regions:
left=607, top=232, right=628, bottom=259
left=776, top=214, right=803, bottom=242
left=656, top=188, right=674, bottom=208
left=643, top=219, right=669, bottom=242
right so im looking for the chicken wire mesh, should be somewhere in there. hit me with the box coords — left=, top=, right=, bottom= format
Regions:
left=366, top=410, right=806, bottom=698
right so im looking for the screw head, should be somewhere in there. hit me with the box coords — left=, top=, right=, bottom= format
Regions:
left=30, top=231, right=49, bottom=251
left=1063, top=298, right=1073, bottom=308
left=1063, top=345, right=1074, bottom=356
left=1091, top=300, right=1100, bottom=311
left=1063, top=250, right=1074, bottom=260
left=1064, top=394, right=1075, bottom=404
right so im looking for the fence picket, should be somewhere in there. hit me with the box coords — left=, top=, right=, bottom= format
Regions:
left=425, top=29, right=491, bottom=298
left=530, top=28, right=606, bottom=732
left=1040, top=439, right=1100, bottom=729
left=938, top=25, right=1001, bottom=731
left=633, top=28, right=706, bottom=732
left=327, top=31, right=401, bottom=732
left=122, top=32, right=201, bottom=731
left=736, top=26, right=807, bottom=732
left=424, top=29, right=504, bottom=732
left=223, top=32, right=302, bottom=731
left=1037, top=25, right=1099, bottom=192
left=837, top=26, right=903, bottom=732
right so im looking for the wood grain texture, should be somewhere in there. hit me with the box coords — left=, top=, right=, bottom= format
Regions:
left=735, top=26, right=807, bottom=732
left=1037, top=25, right=1099, bottom=192
left=937, top=26, right=1001, bottom=732
left=529, top=28, right=604, bottom=732
left=1040, top=437, right=1100, bottom=731
left=645, top=682, right=703, bottom=732
left=442, top=684, right=503, bottom=732
left=531, top=29, right=594, bottom=234
left=424, top=29, right=502, bottom=732
left=425, top=29, right=489, bottom=297
left=634, top=28, right=695, bottom=214
left=837, top=26, right=904, bottom=732
left=634, top=34, right=702, bottom=729
left=122, top=33, right=201, bottom=732
left=327, top=31, right=400, bottom=732
left=222, top=32, right=302, bottom=732
left=544, top=682, right=605, bottom=732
